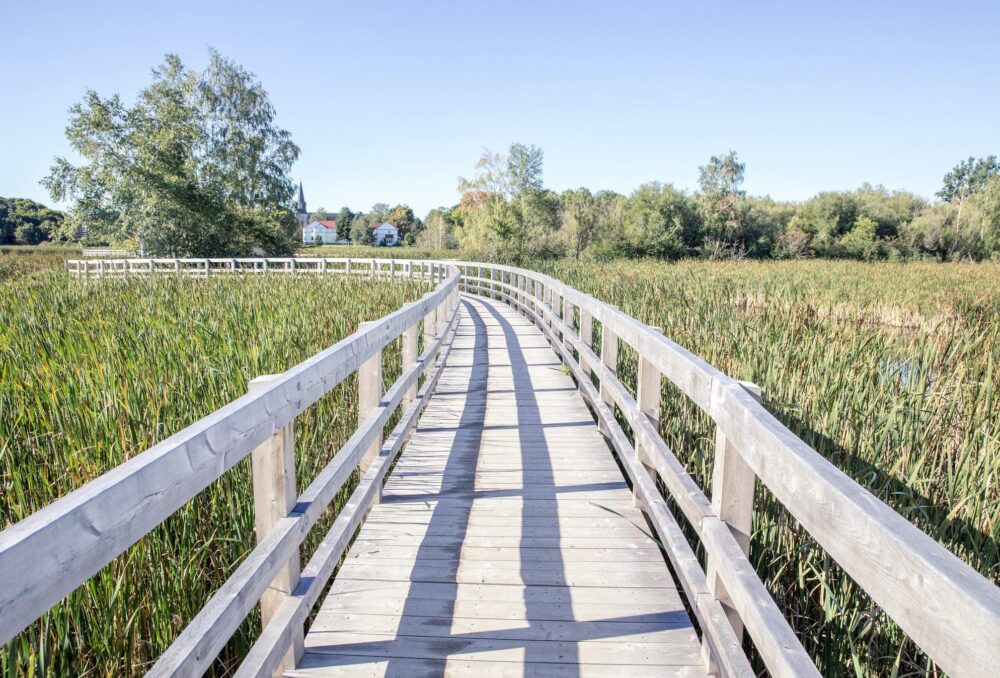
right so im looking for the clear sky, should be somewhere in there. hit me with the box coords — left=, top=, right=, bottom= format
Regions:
left=2, top=0, right=998, bottom=217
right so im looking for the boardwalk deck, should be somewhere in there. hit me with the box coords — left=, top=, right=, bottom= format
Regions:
left=292, top=295, right=708, bottom=677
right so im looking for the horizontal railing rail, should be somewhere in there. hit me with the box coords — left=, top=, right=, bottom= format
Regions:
left=65, top=257, right=452, bottom=281
left=457, top=262, right=1000, bottom=678
left=6, top=257, right=998, bottom=676
left=0, top=259, right=461, bottom=676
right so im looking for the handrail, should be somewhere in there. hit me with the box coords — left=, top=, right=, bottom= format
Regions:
left=7, top=257, right=998, bottom=676
left=0, top=259, right=461, bottom=674
left=64, top=257, right=451, bottom=281
left=457, top=261, right=1000, bottom=678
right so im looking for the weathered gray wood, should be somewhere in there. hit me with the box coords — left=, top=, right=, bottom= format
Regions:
left=706, top=382, right=762, bottom=642
left=401, top=321, right=419, bottom=408
left=148, top=288, right=463, bottom=677
left=248, top=375, right=303, bottom=673
left=358, top=321, right=383, bottom=475
left=635, top=342, right=661, bottom=510
left=474, top=280, right=809, bottom=677
left=0, top=261, right=458, bottom=647
left=237, top=302, right=462, bottom=678
left=294, top=296, right=710, bottom=678
left=463, top=265, right=1000, bottom=678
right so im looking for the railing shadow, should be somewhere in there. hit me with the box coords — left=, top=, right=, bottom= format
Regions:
left=302, top=295, right=691, bottom=675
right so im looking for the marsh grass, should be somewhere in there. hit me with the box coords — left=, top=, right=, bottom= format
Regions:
left=539, top=259, right=998, bottom=676
left=0, top=272, right=429, bottom=675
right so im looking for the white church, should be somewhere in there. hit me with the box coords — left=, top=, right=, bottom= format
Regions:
left=297, top=183, right=399, bottom=246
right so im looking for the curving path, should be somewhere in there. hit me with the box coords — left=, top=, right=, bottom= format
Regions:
left=290, top=294, right=707, bottom=677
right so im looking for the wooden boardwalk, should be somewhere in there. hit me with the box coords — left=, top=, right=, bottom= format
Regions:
left=291, top=295, right=707, bottom=677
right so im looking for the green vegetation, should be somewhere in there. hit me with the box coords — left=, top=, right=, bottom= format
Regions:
left=0, top=198, right=65, bottom=246
left=430, top=145, right=1000, bottom=263
left=43, top=49, right=301, bottom=257
left=0, top=245, right=80, bottom=281
left=1, top=243, right=996, bottom=675
left=0, top=272, right=429, bottom=675
left=536, top=259, right=999, bottom=675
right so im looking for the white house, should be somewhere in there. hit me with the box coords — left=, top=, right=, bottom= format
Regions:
left=302, top=220, right=342, bottom=245
left=372, top=222, right=399, bottom=246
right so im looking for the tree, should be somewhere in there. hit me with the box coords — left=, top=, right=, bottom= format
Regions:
left=311, top=207, right=328, bottom=222
left=418, top=207, right=459, bottom=249
left=350, top=214, right=374, bottom=245
left=937, top=156, right=999, bottom=203
left=623, top=183, right=697, bottom=259
left=386, top=204, right=416, bottom=238
left=697, top=151, right=750, bottom=255
left=336, top=207, right=355, bottom=238
left=0, top=197, right=65, bottom=245
left=42, top=49, right=300, bottom=256
left=559, top=189, right=598, bottom=258
left=508, top=144, right=544, bottom=196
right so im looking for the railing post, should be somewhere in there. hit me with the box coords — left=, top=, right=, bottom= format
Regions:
left=706, top=381, right=764, bottom=642
left=423, top=304, right=437, bottom=348
left=437, top=293, right=448, bottom=337
left=247, top=375, right=303, bottom=673
left=598, top=325, right=618, bottom=434
left=402, top=319, right=419, bottom=408
left=634, top=332, right=662, bottom=509
left=562, top=296, right=574, bottom=352
left=579, top=309, right=594, bottom=378
left=358, top=322, right=382, bottom=475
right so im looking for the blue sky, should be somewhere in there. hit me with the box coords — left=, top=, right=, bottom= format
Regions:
left=2, top=1, right=998, bottom=217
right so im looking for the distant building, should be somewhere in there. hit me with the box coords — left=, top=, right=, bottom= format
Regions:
left=303, top=220, right=344, bottom=245
left=372, top=222, right=399, bottom=246
left=295, top=182, right=308, bottom=229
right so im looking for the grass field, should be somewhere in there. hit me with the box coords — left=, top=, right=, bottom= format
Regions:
left=1, top=255, right=997, bottom=675
left=0, top=271, right=430, bottom=675
left=535, top=259, right=999, bottom=676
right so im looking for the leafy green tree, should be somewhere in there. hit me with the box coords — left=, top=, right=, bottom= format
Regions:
left=311, top=207, right=328, bottom=222
left=386, top=204, right=416, bottom=237
left=350, top=213, right=375, bottom=245
left=508, top=144, right=544, bottom=196
left=0, top=197, right=65, bottom=245
left=418, top=208, right=459, bottom=249
left=696, top=151, right=751, bottom=255
left=42, top=49, right=300, bottom=256
left=937, top=156, right=999, bottom=203
left=623, top=183, right=697, bottom=259
left=838, top=216, right=883, bottom=260
left=559, top=189, right=598, bottom=258
left=336, top=207, right=354, bottom=239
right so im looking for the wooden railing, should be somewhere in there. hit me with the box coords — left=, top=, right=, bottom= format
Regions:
left=65, top=256, right=453, bottom=281
left=457, top=261, right=1000, bottom=678
left=1, top=259, right=461, bottom=676
left=5, top=257, right=999, bottom=677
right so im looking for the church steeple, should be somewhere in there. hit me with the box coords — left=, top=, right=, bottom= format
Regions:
left=296, top=182, right=308, bottom=228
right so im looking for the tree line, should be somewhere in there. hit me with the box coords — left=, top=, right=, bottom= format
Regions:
left=417, top=145, right=1000, bottom=263
left=32, top=50, right=1000, bottom=261
left=0, top=197, right=65, bottom=246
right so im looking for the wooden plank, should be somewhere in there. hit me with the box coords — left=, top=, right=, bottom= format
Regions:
left=296, top=295, right=707, bottom=677
left=347, top=544, right=667, bottom=563
left=706, top=382, right=763, bottom=642
left=465, top=263, right=1000, bottom=677
left=288, top=656, right=708, bottom=677
left=0, top=266, right=460, bottom=645
left=301, top=631, right=704, bottom=666
left=308, top=613, right=697, bottom=644
left=248, top=375, right=303, bottom=673
left=358, top=321, right=383, bottom=475
left=235, top=301, right=463, bottom=678
left=316, top=593, right=687, bottom=623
